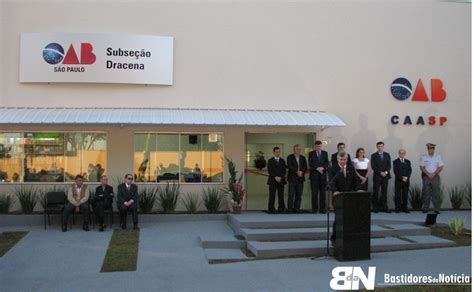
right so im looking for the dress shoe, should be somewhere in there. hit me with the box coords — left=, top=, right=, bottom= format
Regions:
left=99, top=226, right=104, bottom=232
left=382, top=209, right=392, bottom=213
left=395, top=209, right=401, bottom=213
left=83, top=223, right=89, bottom=231
left=434, top=210, right=441, bottom=214
left=372, top=209, right=379, bottom=213
left=133, top=224, right=139, bottom=230
left=121, top=223, right=127, bottom=229
left=422, top=210, right=428, bottom=213
left=402, top=209, right=410, bottom=213
left=62, top=224, right=67, bottom=232
left=319, top=210, right=326, bottom=214
left=268, top=209, right=276, bottom=214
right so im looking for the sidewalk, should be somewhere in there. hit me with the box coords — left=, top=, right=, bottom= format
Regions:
left=0, top=211, right=471, bottom=292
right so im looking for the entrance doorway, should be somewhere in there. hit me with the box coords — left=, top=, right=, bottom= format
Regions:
left=245, top=133, right=315, bottom=210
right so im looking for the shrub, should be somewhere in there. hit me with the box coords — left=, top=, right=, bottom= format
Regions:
left=464, top=183, right=471, bottom=208
left=14, top=186, right=38, bottom=214
left=448, top=217, right=465, bottom=236
left=138, top=187, right=158, bottom=214
left=409, top=185, right=423, bottom=211
left=449, top=186, right=465, bottom=210
left=203, top=187, right=224, bottom=213
left=0, top=194, right=14, bottom=213
left=181, top=192, right=201, bottom=214
left=156, top=182, right=180, bottom=214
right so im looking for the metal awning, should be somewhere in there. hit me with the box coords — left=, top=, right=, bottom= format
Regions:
left=0, top=107, right=345, bottom=127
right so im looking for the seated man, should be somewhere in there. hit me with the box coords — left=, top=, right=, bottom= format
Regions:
left=117, top=174, right=139, bottom=230
left=63, top=174, right=90, bottom=232
left=94, top=175, right=114, bottom=232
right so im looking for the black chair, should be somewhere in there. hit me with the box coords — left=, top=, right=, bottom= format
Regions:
left=43, top=191, right=66, bottom=230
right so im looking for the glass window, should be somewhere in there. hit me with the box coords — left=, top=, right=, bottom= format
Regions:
left=65, top=133, right=107, bottom=182
left=202, top=134, right=224, bottom=182
left=155, top=134, right=179, bottom=182
left=133, top=133, right=223, bottom=183
left=0, top=132, right=107, bottom=183
left=24, top=132, right=65, bottom=182
left=0, top=133, right=23, bottom=183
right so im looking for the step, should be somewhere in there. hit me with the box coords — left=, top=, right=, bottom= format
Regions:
left=228, top=213, right=426, bottom=232
left=199, top=234, right=245, bottom=249
left=247, top=235, right=455, bottom=259
left=239, top=224, right=430, bottom=241
left=203, top=248, right=250, bottom=262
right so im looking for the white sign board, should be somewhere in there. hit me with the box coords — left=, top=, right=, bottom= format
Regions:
left=20, top=32, right=174, bottom=85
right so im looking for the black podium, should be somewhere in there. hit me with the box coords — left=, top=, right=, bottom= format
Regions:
left=333, top=191, right=371, bottom=261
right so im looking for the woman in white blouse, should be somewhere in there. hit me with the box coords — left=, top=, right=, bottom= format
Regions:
left=352, top=148, right=371, bottom=191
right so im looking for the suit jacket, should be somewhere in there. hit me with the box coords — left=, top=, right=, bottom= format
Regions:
left=393, top=158, right=412, bottom=183
left=95, top=184, right=114, bottom=206
left=286, top=154, right=308, bottom=183
left=267, top=157, right=287, bottom=185
left=331, top=152, right=351, bottom=167
left=370, top=151, right=392, bottom=179
left=117, top=183, right=139, bottom=208
left=308, top=150, right=329, bottom=179
left=328, top=164, right=361, bottom=193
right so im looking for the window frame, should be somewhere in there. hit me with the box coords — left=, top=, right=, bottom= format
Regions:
left=133, top=132, right=225, bottom=185
left=0, top=131, right=107, bottom=184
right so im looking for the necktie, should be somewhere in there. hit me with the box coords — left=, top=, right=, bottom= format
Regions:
left=401, top=159, right=404, bottom=163
left=340, top=166, right=346, bottom=178
left=317, top=151, right=320, bottom=160
left=380, top=153, right=384, bottom=160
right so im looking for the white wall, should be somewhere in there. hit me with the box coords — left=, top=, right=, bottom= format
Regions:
left=0, top=0, right=471, bottom=208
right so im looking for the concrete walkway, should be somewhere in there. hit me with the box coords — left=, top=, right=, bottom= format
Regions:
left=0, top=211, right=471, bottom=292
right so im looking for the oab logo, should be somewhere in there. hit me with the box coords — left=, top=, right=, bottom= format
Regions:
left=390, top=77, right=446, bottom=102
left=42, top=42, right=96, bottom=65
left=329, top=266, right=376, bottom=290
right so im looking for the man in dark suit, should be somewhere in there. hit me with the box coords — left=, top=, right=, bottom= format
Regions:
left=267, top=146, right=286, bottom=213
left=331, top=142, right=351, bottom=167
left=117, top=174, right=139, bottom=229
left=370, top=141, right=392, bottom=213
left=94, top=175, right=114, bottom=232
left=308, top=140, right=329, bottom=213
left=287, top=144, right=308, bottom=213
left=328, top=151, right=362, bottom=244
left=393, top=149, right=412, bottom=213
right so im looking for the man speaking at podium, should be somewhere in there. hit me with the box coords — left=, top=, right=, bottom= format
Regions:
left=328, top=151, right=362, bottom=245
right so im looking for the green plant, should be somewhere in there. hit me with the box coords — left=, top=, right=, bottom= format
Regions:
left=409, top=184, right=423, bottom=211
left=203, top=187, right=224, bottom=213
left=181, top=192, right=201, bottom=214
left=138, top=187, right=158, bottom=213
left=156, top=182, right=180, bottom=214
left=224, top=156, right=245, bottom=205
left=449, top=186, right=465, bottom=210
left=0, top=194, right=14, bottom=213
left=14, top=186, right=38, bottom=214
left=448, top=217, right=465, bottom=236
left=464, top=183, right=471, bottom=208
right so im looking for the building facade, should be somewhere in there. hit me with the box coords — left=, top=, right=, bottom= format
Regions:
left=0, top=0, right=470, bottom=211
